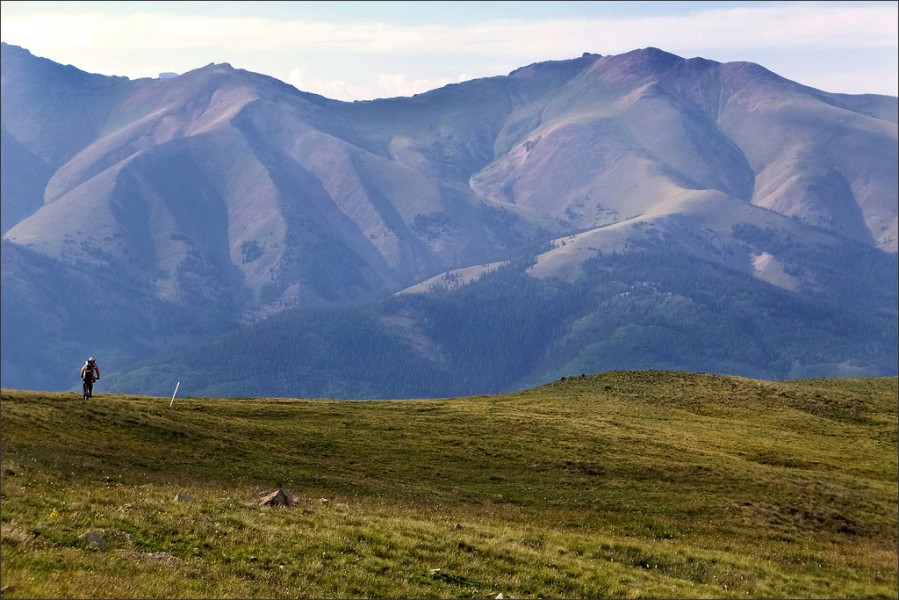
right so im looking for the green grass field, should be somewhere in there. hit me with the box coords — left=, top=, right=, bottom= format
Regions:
left=1, top=370, right=896, bottom=598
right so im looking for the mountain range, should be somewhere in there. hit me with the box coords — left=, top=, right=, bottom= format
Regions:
left=1, top=42, right=896, bottom=398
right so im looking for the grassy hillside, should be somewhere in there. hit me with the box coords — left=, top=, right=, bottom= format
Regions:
left=1, top=371, right=896, bottom=598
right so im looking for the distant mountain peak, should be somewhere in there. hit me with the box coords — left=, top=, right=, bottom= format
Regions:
left=1, top=43, right=895, bottom=393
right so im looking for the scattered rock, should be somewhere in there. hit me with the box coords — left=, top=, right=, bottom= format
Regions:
left=259, top=488, right=293, bottom=507
left=84, top=531, right=107, bottom=550
left=453, top=523, right=464, bottom=530
left=174, top=492, right=194, bottom=503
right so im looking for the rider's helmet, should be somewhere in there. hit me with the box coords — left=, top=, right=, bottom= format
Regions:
left=88, top=357, right=95, bottom=363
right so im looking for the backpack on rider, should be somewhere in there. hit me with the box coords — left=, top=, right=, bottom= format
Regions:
left=81, top=357, right=100, bottom=398
left=81, top=357, right=99, bottom=382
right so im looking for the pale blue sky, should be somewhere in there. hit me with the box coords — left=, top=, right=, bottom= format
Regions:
left=2, top=1, right=896, bottom=101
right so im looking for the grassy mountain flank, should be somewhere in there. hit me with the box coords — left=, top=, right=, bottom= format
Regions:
left=4, top=44, right=897, bottom=395
left=1, top=371, right=896, bottom=598
left=105, top=245, right=899, bottom=400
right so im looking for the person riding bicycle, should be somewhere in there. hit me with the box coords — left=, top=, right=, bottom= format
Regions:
left=81, top=357, right=100, bottom=398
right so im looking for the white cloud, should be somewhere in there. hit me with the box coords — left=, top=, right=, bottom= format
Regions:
left=376, top=73, right=457, bottom=99
left=1, top=2, right=896, bottom=99
left=286, top=67, right=373, bottom=101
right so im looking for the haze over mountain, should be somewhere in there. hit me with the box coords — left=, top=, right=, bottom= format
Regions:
left=1, top=42, right=896, bottom=397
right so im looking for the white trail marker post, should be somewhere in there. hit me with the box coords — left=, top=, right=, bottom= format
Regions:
left=169, top=381, right=181, bottom=408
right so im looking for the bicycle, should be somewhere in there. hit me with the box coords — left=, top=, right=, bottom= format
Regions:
left=83, top=375, right=94, bottom=400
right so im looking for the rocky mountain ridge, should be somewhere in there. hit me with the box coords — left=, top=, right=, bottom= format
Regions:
left=1, top=42, right=896, bottom=394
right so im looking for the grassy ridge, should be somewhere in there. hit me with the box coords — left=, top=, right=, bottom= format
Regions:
left=1, top=371, right=896, bottom=598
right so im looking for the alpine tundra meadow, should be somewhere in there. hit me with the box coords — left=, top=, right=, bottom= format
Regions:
left=1, top=372, right=896, bottom=598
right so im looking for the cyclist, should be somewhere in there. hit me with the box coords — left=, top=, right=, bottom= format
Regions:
left=81, top=357, right=100, bottom=399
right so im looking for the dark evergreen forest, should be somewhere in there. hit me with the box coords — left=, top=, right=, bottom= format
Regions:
left=105, top=239, right=898, bottom=399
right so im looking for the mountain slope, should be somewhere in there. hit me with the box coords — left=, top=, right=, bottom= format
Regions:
left=107, top=237, right=897, bottom=399
left=1, top=43, right=896, bottom=394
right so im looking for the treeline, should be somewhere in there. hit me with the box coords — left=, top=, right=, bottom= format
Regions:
left=535, top=248, right=897, bottom=383
left=109, top=259, right=570, bottom=398
left=107, top=240, right=897, bottom=399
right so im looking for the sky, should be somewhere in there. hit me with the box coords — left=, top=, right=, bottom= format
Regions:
left=1, top=1, right=897, bottom=101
